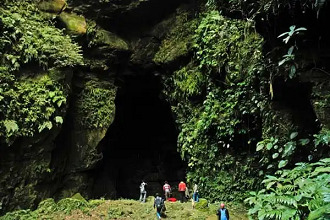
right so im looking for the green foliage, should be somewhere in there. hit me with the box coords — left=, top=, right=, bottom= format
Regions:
left=205, top=0, right=324, bottom=19
left=163, top=9, right=265, bottom=202
left=257, top=130, right=329, bottom=172
left=0, top=1, right=83, bottom=145
left=245, top=158, right=330, bottom=220
left=277, top=25, right=307, bottom=79
left=0, top=1, right=83, bottom=71
left=0, top=72, right=67, bottom=144
left=0, top=197, right=94, bottom=220
left=56, top=198, right=89, bottom=214
left=314, top=129, right=330, bottom=147
left=76, top=80, right=116, bottom=128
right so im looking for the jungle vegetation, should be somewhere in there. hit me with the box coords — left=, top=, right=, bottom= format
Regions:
left=0, top=0, right=329, bottom=219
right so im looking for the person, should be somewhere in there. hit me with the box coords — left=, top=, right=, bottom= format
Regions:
left=139, top=180, right=147, bottom=203
left=193, top=183, right=199, bottom=202
left=163, top=181, right=171, bottom=200
left=185, top=185, right=190, bottom=199
left=216, top=203, right=230, bottom=220
left=178, top=181, right=186, bottom=203
left=154, top=193, right=165, bottom=220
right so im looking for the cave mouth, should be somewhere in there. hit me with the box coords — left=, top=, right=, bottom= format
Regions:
left=92, top=73, right=186, bottom=199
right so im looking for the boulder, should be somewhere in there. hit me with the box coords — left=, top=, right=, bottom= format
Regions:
left=39, top=0, right=66, bottom=13
left=90, top=28, right=129, bottom=51
left=58, top=12, right=87, bottom=35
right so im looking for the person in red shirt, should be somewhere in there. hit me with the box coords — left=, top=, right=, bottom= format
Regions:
left=178, top=181, right=186, bottom=203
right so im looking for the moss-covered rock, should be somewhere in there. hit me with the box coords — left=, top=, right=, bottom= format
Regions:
left=58, top=12, right=87, bottom=35
left=38, top=0, right=66, bottom=13
left=88, top=27, right=129, bottom=51
left=75, top=79, right=116, bottom=129
left=153, top=8, right=198, bottom=64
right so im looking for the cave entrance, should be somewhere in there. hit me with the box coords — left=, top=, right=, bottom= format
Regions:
left=92, top=73, right=185, bottom=199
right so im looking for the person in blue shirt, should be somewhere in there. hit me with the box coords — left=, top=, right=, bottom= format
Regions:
left=216, top=203, right=230, bottom=220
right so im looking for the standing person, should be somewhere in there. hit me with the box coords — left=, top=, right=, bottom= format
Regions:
left=178, top=181, right=186, bottom=203
left=193, top=183, right=199, bottom=202
left=185, top=185, right=190, bottom=199
left=163, top=181, right=171, bottom=200
left=139, top=180, right=147, bottom=203
left=216, top=203, right=230, bottom=220
left=154, top=193, right=165, bottom=220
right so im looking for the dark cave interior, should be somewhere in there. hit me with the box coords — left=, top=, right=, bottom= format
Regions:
left=91, top=73, right=186, bottom=199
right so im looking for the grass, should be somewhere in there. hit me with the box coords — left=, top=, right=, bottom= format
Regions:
left=0, top=197, right=248, bottom=220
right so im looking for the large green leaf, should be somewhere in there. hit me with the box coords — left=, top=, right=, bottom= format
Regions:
left=290, top=132, right=298, bottom=140
left=272, top=153, right=279, bottom=159
left=266, top=142, right=273, bottom=150
left=278, top=160, right=288, bottom=169
left=307, top=203, right=330, bottom=220
left=256, top=143, right=264, bottom=151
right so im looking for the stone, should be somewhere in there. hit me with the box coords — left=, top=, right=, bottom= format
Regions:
left=39, top=0, right=66, bottom=13
left=91, top=28, right=129, bottom=51
left=58, top=12, right=87, bottom=35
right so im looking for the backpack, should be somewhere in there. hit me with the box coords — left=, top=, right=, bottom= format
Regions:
left=155, top=197, right=163, bottom=208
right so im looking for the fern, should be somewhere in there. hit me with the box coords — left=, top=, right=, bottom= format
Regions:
left=246, top=158, right=330, bottom=220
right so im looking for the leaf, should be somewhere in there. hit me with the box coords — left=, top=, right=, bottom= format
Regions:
left=295, top=27, right=307, bottom=32
left=320, top=158, right=330, bottom=164
left=266, top=181, right=276, bottom=189
left=278, top=160, right=288, bottom=169
left=272, top=153, right=279, bottom=159
left=283, top=142, right=295, bottom=157
left=278, top=32, right=289, bottom=38
left=307, top=203, right=330, bottom=220
left=4, top=120, right=19, bottom=134
left=289, top=25, right=296, bottom=31
left=266, top=142, right=273, bottom=150
left=287, top=46, right=294, bottom=55
left=55, top=116, right=63, bottom=124
left=267, top=164, right=274, bottom=169
left=289, top=65, right=296, bottom=79
left=256, top=143, right=264, bottom=151
left=311, top=167, right=330, bottom=176
left=278, top=58, right=287, bottom=66
left=290, top=132, right=298, bottom=139
left=284, top=36, right=291, bottom=44
left=299, top=138, right=310, bottom=146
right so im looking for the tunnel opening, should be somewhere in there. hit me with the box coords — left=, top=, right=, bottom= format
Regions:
left=91, top=72, right=186, bottom=199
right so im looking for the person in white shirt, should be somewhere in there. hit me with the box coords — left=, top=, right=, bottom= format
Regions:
left=139, top=180, right=147, bottom=202
left=163, top=181, right=171, bottom=200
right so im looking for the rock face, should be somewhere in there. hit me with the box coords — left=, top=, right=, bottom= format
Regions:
left=0, top=0, right=188, bottom=214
